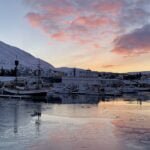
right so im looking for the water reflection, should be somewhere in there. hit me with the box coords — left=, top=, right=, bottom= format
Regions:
left=0, top=92, right=149, bottom=150
left=47, top=93, right=119, bottom=104
left=0, top=99, right=43, bottom=150
left=47, top=92, right=150, bottom=105
left=14, top=100, right=18, bottom=134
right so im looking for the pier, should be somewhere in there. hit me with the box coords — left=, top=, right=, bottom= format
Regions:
left=0, top=94, right=31, bottom=100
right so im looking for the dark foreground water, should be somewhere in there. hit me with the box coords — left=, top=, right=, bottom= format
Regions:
left=0, top=93, right=150, bottom=150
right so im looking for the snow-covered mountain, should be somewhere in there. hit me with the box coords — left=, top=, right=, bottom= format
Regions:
left=0, top=41, right=54, bottom=70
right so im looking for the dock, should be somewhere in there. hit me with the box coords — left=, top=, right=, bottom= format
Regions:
left=0, top=94, right=31, bottom=100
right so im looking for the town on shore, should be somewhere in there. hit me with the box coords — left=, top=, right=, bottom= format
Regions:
left=0, top=60, right=149, bottom=100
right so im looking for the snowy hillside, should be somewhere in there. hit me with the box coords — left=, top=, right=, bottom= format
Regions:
left=0, top=41, right=54, bottom=70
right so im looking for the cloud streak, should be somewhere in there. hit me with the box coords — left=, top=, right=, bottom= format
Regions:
left=101, top=65, right=118, bottom=69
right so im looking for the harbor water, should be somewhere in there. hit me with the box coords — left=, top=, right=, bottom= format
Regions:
left=0, top=93, right=150, bottom=150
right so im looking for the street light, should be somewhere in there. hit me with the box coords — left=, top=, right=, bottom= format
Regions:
left=15, top=59, right=19, bottom=85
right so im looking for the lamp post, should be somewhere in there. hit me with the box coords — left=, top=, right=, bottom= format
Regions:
left=37, top=59, right=41, bottom=89
left=15, top=59, right=19, bottom=86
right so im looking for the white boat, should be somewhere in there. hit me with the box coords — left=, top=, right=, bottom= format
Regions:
left=1, top=59, right=50, bottom=97
left=3, top=87, right=49, bottom=96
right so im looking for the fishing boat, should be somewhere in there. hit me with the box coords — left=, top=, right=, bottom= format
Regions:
left=2, top=59, right=49, bottom=97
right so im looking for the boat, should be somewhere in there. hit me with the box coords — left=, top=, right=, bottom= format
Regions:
left=3, top=87, right=49, bottom=96
left=48, top=83, right=121, bottom=96
left=1, top=59, right=49, bottom=97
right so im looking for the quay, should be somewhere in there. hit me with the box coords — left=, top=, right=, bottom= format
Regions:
left=0, top=94, right=31, bottom=100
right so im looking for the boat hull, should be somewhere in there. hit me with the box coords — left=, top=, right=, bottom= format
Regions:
left=3, top=88, right=48, bottom=96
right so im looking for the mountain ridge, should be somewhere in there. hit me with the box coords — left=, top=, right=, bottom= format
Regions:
left=0, top=41, right=149, bottom=74
left=0, top=41, right=54, bottom=70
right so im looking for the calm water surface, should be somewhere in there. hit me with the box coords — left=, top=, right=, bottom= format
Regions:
left=0, top=93, right=150, bottom=150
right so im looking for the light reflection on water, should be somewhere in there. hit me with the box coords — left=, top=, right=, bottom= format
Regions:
left=0, top=93, right=150, bottom=150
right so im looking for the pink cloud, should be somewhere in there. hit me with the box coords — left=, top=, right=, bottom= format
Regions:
left=26, top=12, right=43, bottom=27
left=93, top=0, right=123, bottom=14
left=71, top=16, right=112, bottom=28
left=51, top=32, right=70, bottom=41
left=25, top=0, right=150, bottom=59
left=112, top=24, right=150, bottom=56
left=25, top=0, right=119, bottom=44
left=40, top=4, right=76, bottom=17
left=93, top=43, right=101, bottom=49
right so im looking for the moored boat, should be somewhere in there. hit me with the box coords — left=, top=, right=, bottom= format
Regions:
left=1, top=59, right=50, bottom=98
left=3, top=87, right=49, bottom=96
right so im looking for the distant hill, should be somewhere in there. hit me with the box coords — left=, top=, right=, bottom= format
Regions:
left=0, top=41, right=54, bottom=70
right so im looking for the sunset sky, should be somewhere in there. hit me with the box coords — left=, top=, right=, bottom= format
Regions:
left=0, top=0, right=150, bottom=72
